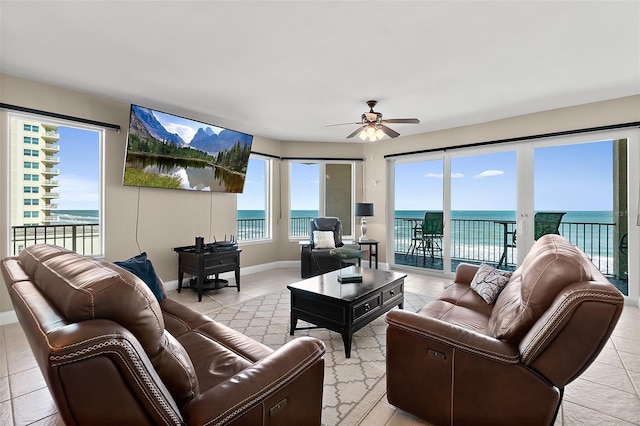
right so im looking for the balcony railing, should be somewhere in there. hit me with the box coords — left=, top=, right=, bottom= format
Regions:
left=11, top=223, right=100, bottom=256
left=394, top=217, right=618, bottom=276
left=237, top=218, right=268, bottom=240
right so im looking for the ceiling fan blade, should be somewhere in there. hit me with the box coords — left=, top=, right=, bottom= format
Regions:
left=326, top=122, right=362, bottom=127
left=382, top=118, right=420, bottom=124
left=346, top=125, right=366, bottom=139
left=379, top=124, right=400, bottom=138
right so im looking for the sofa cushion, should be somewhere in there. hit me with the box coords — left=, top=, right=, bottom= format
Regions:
left=30, top=250, right=198, bottom=405
left=470, top=264, right=512, bottom=304
left=488, top=235, right=592, bottom=343
left=114, top=252, right=163, bottom=301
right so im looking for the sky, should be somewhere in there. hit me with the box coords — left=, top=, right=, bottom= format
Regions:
left=53, top=128, right=615, bottom=213
left=56, top=126, right=100, bottom=210
left=395, top=140, right=614, bottom=212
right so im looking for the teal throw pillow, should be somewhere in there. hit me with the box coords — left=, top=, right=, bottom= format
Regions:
left=115, top=252, right=163, bottom=301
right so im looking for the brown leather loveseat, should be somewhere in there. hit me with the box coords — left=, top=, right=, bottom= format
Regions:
left=1, top=244, right=325, bottom=425
left=386, top=234, right=624, bottom=425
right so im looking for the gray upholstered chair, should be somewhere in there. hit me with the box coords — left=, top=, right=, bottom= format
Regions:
left=301, top=217, right=345, bottom=278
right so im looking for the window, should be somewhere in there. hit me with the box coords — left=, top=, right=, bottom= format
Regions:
left=237, top=155, right=271, bottom=241
left=8, top=113, right=103, bottom=256
left=288, top=160, right=355, bottom=238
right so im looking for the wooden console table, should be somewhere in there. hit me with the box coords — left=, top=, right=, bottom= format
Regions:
left=173, top=246, right=241, bottom=302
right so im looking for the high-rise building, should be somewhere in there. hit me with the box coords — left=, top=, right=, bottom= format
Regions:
left=10, top=117, right=61, bottom=226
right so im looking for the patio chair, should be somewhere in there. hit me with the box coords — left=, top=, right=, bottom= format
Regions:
left=498, top=212, right=566, bottom=268
left=416, top=211, right=443, bottom=264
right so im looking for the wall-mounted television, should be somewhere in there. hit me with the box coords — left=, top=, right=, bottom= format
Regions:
left=123, top=104, right=253, bottom=193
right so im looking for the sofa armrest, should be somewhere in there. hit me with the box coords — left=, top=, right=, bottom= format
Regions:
left=45, top=320, right=183, bottom=425
left=453, top=262, right=479, bottom=286
left=184, top=336, right=325, bottom=426
left=386, top=309, right=518, bottom=363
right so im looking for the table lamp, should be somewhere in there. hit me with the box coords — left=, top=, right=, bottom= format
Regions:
left=355, top=202, right=374, bottom=242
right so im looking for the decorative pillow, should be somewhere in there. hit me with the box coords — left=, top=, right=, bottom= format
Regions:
left=470, top=263, right=512, bottom=304
left=313, top=230, right=336, bottom=249
left=114, top=252, right=163, bottom=301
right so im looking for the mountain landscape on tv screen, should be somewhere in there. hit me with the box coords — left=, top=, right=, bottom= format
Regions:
left=124, top=105, right=253, bottom=192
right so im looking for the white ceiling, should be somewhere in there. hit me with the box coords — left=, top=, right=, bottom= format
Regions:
left=1, top=1, right=639, bottom=143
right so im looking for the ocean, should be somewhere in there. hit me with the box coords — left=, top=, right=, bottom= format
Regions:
left=56, top=209, right=618, bottom=269
left=56, top=209, right=617, bottom=224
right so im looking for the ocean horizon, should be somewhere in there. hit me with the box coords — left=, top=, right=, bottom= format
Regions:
left=54, top=209, right=617, bottom=224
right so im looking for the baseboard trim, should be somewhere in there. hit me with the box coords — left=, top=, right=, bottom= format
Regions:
left=0, top=309, right=18, bottom=326
left=162, top=260, right=299, bottom=291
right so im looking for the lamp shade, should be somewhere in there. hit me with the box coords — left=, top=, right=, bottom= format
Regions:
left=355, top=202, right=374, bottom=217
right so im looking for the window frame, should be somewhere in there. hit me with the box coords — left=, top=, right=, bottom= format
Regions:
left=236, top=154, right=272, bottom=243
left=288, top=159, right=356, bottom=240
left=6, top=112, right=105, bottom=256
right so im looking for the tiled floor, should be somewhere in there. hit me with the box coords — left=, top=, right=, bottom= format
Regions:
left=0, top=267, right=638, bottom=425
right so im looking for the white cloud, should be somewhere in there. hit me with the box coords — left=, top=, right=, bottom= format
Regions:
left=424, top=173, right=464, bottom=178
left=474, top=170, right=504, bottom=179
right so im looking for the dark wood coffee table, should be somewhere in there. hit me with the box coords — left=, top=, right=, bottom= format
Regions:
left=287, top=266, right=406, bottom=358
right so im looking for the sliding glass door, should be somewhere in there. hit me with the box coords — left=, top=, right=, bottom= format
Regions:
left=531, top=138, right=629, bottom=296
left=450, top=150, right=517, bottom=273
left=388, top=129, right=636, bottom=301
left=393, top=157, right=444, bottom=271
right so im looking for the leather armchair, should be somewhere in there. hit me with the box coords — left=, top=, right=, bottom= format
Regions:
left=301, top=217, right=345, bottom=278
left=386, top=235, right=623, bottom=425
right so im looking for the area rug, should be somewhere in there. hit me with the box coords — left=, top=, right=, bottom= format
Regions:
left=203, top=289, right=433, bottom=425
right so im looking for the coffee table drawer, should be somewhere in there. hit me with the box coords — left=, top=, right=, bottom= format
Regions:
left=383, top=283, right=403, bottom=304
left=353, top=293, right=381, bottom=321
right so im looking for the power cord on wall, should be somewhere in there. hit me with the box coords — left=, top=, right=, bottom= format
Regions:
left=135, top=186, right=142, bottom=253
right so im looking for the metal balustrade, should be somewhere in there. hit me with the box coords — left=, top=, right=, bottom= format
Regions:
left=394, top=217, right=618, bottom=276
left=11, top=223, right=100, bottom=256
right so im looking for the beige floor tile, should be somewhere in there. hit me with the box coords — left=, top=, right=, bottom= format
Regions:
left=357, top=394, right=397, bottom=425
left=29, top=413, right=66, bottom=426
left=593, top=346, right=625, bottom=369
left=564, top=378, right=640, bottom=424
left=628, top=369, right=640, bottom=396
left=387, top=409, right=431, bottom=425
left=9, top=366, right=47, bottom=398
left=614, top=336, right=640, bottom=357
left=619, top=351, right=640, bottom=374
left=0, top=399, right=13, bottom=426
left=6, top=349, right=37, bottom=375
left=0, top=375, right=10, bottom=403
left=11, top=387, right=58, bottom=425
left=580, top=361, right=637, bottom=394
left=561, top=400, right=637, bottom=425
left=3, top=323, right=30, bottom=354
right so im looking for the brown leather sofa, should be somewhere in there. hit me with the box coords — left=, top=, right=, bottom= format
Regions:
left=1, top=244, right=325, bottom=425
left=386, top=234, right=624, bottom=426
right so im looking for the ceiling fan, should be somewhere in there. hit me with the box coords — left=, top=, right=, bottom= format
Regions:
left=328, top=100, right=420, bottom=141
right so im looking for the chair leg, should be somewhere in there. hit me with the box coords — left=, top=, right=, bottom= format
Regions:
left=550, top=387, right=564, bottom=425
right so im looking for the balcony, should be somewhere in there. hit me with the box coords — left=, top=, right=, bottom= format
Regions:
left=42, top=155, right=60, bottom=164
left=41, top=203, right=59, bottom=210
left=42, top=168, right=60, bottom=177
left=41, top=179, right=59, bottom=187
left=41, top=131, right=60, bottom=142
left=41, top=192, right=60, bottom=199
left=11, top=222, right=100, bottom=256
left=41, top=143, right=60, bottom=153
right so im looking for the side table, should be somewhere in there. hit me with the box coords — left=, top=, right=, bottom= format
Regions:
left=357, top=240, right=378, bottom=269
left=173, top=246, right=241, bottom=302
